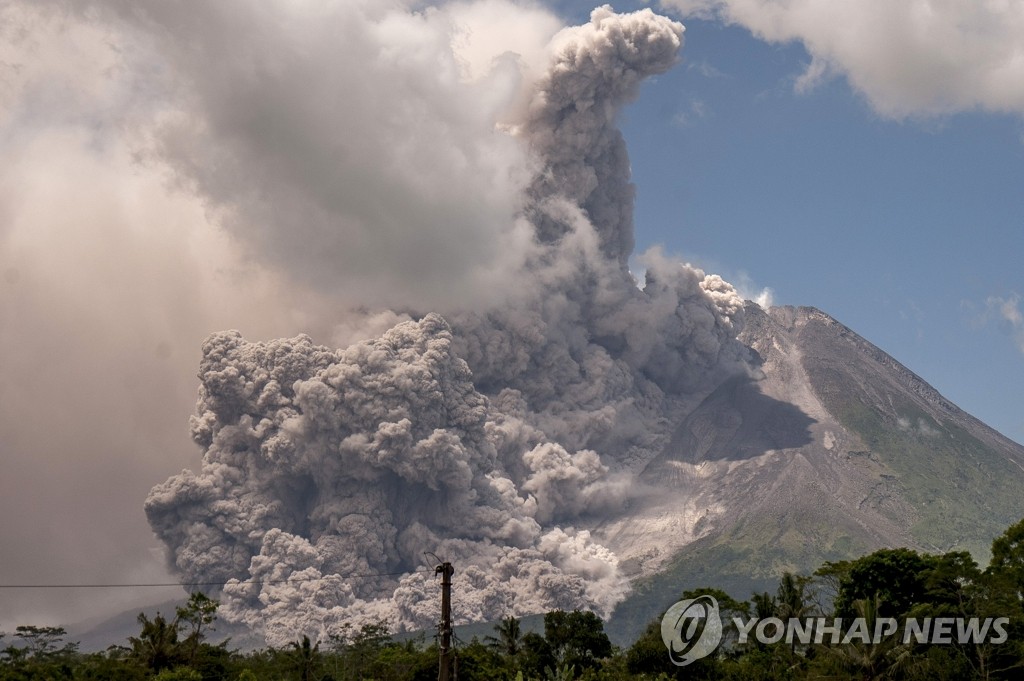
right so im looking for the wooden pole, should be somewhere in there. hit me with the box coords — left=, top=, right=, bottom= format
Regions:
left=436, top=561, right=454, bottom=681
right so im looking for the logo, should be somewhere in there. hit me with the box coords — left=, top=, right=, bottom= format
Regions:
left=659, top=591, right=1010, bottom=666
left=661, top=594, right=723, bottom=666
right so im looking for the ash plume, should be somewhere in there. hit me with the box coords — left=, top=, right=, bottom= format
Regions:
left=143, top=4, right=749, bottom=645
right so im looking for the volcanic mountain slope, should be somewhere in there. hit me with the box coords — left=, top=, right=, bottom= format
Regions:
left=602, top=303, right=1024, bottom=642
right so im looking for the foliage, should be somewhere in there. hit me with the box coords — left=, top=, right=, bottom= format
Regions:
left=834, top=547, right=939, bottom=618
left=486, top=616, right=524, bottom=657
left=543, top=610, right=612, bottom=674
left=990, top=516, right=1024, bottom=597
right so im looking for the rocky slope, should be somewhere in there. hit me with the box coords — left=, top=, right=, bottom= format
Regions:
left=602, top=303, right=1024, bottom=642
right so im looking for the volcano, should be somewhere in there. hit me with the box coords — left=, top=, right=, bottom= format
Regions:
left=603, top=303, right=1024, bottom=642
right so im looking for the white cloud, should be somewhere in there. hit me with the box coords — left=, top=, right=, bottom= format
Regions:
left=32, top=0, right=572, bottom=314
left=661, top=0, right=1024, bottom=118
left=986, top=293, right=1024, bottom=353
left=671, top=97, right=711, bottom=126
left=793, top=55, right=830, bottom=95
left=732, top=270, right=774, bottom=308
left=996, top=294, right=1024, bottom=326
left=686, top=58, right=728, bottom=79
left=447, top=0, right=563, bottom=83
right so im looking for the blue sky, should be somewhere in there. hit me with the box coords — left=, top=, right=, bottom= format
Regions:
left=551, top=1, right=1024, bottom=444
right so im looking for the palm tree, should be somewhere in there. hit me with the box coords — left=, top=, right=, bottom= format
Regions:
left=485, top=616, right=523, bottom=658
left=776, top=572, right=811, bottom=620
left=288, top=635, right=321, bottom=681
left=776, top=572, right=815, bottom=655
left=825, top=594, right=908, bottom=680
left=128, top=613, right=182, bottom=673
left=751, top=591, right=777, bottom=619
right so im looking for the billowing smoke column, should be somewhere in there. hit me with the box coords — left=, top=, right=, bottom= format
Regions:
left=146, top=6, right=747, bottom=645
left=452, top=6, right=746, bottom=459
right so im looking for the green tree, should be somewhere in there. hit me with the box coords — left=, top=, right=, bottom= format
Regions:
left=775, top=572, right=813, bottom=621
left=12, top=625, right=78, bottom=659
left=543, top=610, right=612, bottom=674
left=486, top=616, right=523, bottom=658
left=820, top=593, right=910, bottom=681
left=814, top=559, right=852, bottom=615
left=361, top=640, right=436, bottom=681
left=625, top=618, right=677, bottom=678
left=0, top=625, right=80, bottom=680
left=124, top=592, right=228, bottom=680
left=518, top=631, right=556, bottom=679
left=288, top=635, right=322, bottom=681
left=74, top=647, right=148, bottom=680
left=129, top=612, right=183, bottom=674
left=153, top=667, right=203, bottom=681
left=543, top=662, right=575, bottom=680
left=989, top=516, right=1024, bottom=598
left=330, top=619, right=393, bottom=680
left=974, top=527, right=1024, bottom=681
left=835, top=548, right=938, bottom=619
left=626, top=589, right=748, bottom=680
left=774, top=572, right=815, bottom=659
left=750, top=591, right=776, bottom=620
left=176, top=591, right=219, bottom=665
left=446, top=638, right=512, bottom=681
left=922, top=551, right=981, bottom=609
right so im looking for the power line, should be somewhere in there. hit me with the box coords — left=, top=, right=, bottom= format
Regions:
left=0, top=569, right=429, bottom=590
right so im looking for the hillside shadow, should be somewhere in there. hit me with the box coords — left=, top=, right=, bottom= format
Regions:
left=643, top=372, right=816, bottom=475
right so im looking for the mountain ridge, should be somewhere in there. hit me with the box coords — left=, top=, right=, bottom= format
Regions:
left=787, top=305, right=1023, bottom=457
left=601, top=302, right=1024, bottom=642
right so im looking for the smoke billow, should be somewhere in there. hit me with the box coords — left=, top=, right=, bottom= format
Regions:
left=147, top=313, right=634, bottom=642
left=141, top=4, right=749, bottom=645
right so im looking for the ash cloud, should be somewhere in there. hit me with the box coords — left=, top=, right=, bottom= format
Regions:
left=147, top=315, right=630, bottom=643
left=127, top=3, right=750, bottom=645
left=90, top=0, right=544, bottom=313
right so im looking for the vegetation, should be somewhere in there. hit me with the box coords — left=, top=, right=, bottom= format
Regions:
left=4, top=519, right=1024, bottom=680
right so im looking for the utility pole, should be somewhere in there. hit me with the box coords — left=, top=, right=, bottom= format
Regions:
left=436, top=561, right=454, bottom=681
